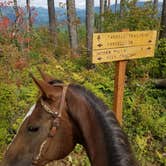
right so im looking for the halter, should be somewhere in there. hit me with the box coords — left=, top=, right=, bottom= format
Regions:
left=32, top=85, right=68, bottom=166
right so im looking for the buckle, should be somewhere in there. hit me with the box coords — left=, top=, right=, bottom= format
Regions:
left=48, top=126, right=57, bottom=137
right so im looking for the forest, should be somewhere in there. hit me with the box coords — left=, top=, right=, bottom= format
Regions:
left=0, top=0, right=166, bottom=165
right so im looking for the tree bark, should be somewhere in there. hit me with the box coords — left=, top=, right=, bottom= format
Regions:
left=13, top=0, right=19, bottom=23
left=104, top=0, right=107, bottom=11
left=66, top=0, right=79, bottom=56
left=86, top=0, right=94, bottom=56
left=108, top=0, right=111, bottom=11
left=115, top=0, right=118, bottom=14
left=100, top=0, right=104, bottom=32
left=26, top=0, right=32, bottom=30
left=153, top=0, right=158, bottom=12
left=159, top=0, right=166, bottom=39
left=47, top=0, right=57, bottom=44
left=120, top=0, right=125, bottom=17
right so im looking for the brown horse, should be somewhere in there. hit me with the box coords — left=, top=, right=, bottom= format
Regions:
left=1, top=70, right=138, bottom=166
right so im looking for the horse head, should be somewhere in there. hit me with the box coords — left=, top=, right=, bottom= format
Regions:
left=2, top=71, right=77, bottom=166
left=2, top=70, right=138, bottom=166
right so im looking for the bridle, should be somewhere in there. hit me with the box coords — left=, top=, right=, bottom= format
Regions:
left=32, top=84, right=68, bottom=166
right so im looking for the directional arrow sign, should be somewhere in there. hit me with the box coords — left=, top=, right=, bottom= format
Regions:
left=97, top=43, right=103, bottom=48
left=92, top=30, right=157, bottom=63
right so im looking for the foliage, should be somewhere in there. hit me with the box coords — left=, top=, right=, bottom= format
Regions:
left=95, top=1, right=159, bottom=32
left=0, top=0, right=166, bottom=165
left=151, top=38, right=166, bottom=78
left=123, top=83, right=166, bottom=165
left=0, top=37, right=166, bottom=165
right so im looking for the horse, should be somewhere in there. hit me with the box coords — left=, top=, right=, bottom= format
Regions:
left=1, top=70, right=138, bottom=166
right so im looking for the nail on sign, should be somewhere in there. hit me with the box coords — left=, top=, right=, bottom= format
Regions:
left=92, top=31, right=157, bottom=63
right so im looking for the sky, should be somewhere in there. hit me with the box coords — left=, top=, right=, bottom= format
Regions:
left=4, top=0, right=163, bottom=9
left=17, top=0, right=114, bottom=9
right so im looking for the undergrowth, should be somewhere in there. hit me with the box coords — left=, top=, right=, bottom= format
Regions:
left=0, top=36, right=166, bottom=165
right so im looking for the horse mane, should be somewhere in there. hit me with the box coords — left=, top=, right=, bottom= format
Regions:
left=49, top=81, right=137, bottom=165
left=69, top=84, right=137, bottom=166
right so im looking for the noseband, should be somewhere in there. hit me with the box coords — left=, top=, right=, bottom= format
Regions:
left=32, top=84, right=68, bottom=165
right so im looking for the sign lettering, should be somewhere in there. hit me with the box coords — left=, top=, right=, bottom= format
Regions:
left=92, top=31, right=157, bottom=63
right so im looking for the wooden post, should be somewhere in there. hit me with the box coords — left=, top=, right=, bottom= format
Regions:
left=113, top=29, right=129, bottom=125
left=92, top=30, right=157, bottom=124
left=113, top=60, right=127, bottom=124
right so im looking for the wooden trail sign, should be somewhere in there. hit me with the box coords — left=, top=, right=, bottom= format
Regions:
left=92, top=31, right=157, bottom=63
left=92, top=30, right=157, bottom=124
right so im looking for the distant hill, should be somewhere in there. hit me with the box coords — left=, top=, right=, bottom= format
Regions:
left=0, top=1, right=163, bottom=27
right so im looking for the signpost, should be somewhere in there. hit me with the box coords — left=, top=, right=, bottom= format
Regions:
left=92, top=30, right=157, bottom=124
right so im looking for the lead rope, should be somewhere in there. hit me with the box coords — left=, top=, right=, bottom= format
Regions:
left=32, top=85, right=68, bottom=166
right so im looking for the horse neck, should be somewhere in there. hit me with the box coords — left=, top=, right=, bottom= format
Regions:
left=66, top=85, right=137, bottom=166
left=66, top=87, right=110, bottom=166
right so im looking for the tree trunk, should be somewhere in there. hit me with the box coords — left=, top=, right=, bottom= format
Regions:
left=159, top=0, right=166, bottom=39
left=100, top=0, right=104, bottom=32
left=86, top=0, right=94, bottom=56
left=104, top=0, right=107, bottom=11
left=153, top=0, right=158, bottom=12
left=66, top=0, right=79, bottom=56
left=26, top=0, right=32, bottom=30
left=120, top=0, right=125, bottom=17
left=47, top=0, right=57, bottom=44
left=115, top=0, right=118, bottom=14
left=13, top=0, right=19, bottom=23
left=108, top=0, right=111, bottom=11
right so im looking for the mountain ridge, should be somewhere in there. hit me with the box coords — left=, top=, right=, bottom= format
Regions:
left=0, top=2, right=163, bottom=26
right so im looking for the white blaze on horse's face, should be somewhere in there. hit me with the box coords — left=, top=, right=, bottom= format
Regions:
left=24, top=104, right=36, bottom=120
left=6, top=104, right=36, bottom=151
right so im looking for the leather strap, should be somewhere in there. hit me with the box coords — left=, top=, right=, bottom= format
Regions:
left=33, top=85, right=68, bottom=165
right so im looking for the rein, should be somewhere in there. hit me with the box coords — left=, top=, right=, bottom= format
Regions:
left=32, top=84, right=68, bottom=165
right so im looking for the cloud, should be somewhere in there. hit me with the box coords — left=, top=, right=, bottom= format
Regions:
left=17, top=0, right=100, bottom=9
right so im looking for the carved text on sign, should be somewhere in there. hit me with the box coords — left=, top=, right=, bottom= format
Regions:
left=92, top=31, right=157, bottom=63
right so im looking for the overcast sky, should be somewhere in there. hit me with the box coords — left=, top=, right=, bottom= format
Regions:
left=8, top=0, right=163, bottom=9
left=17, top=0, right=117, bottom=8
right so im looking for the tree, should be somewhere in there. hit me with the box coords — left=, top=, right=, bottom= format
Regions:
left=115, top=0, right=118, bottom=14
left=47, top=0, right=57, bottom=44
left=120, top=0, right=125, bottom=17
left=13, top=0, right=19, bottom=23
left=86, top=0, right=94, bottom=56
left=104, top=0, right=108, bottom=11
left=26, top=0, right=32, bottom=30
left=107, top=0, right=111, bottom=11
left=100, top=0, right=105, bottom=32
left=153, top=0, right=158, bottom=12
left=66, top=0, right=79, bottom=56
left=159, top=0, right=166, bottom=39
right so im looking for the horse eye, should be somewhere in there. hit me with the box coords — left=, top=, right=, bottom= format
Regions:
left=28, top=126, right=40, bottom=132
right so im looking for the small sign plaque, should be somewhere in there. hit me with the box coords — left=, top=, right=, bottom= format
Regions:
left=92, top=31, right=157, bottom=63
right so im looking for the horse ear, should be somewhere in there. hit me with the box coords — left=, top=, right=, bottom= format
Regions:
left=37, top=67, right=55, bottom=83
left=30, top=73, right=56, bottom=99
